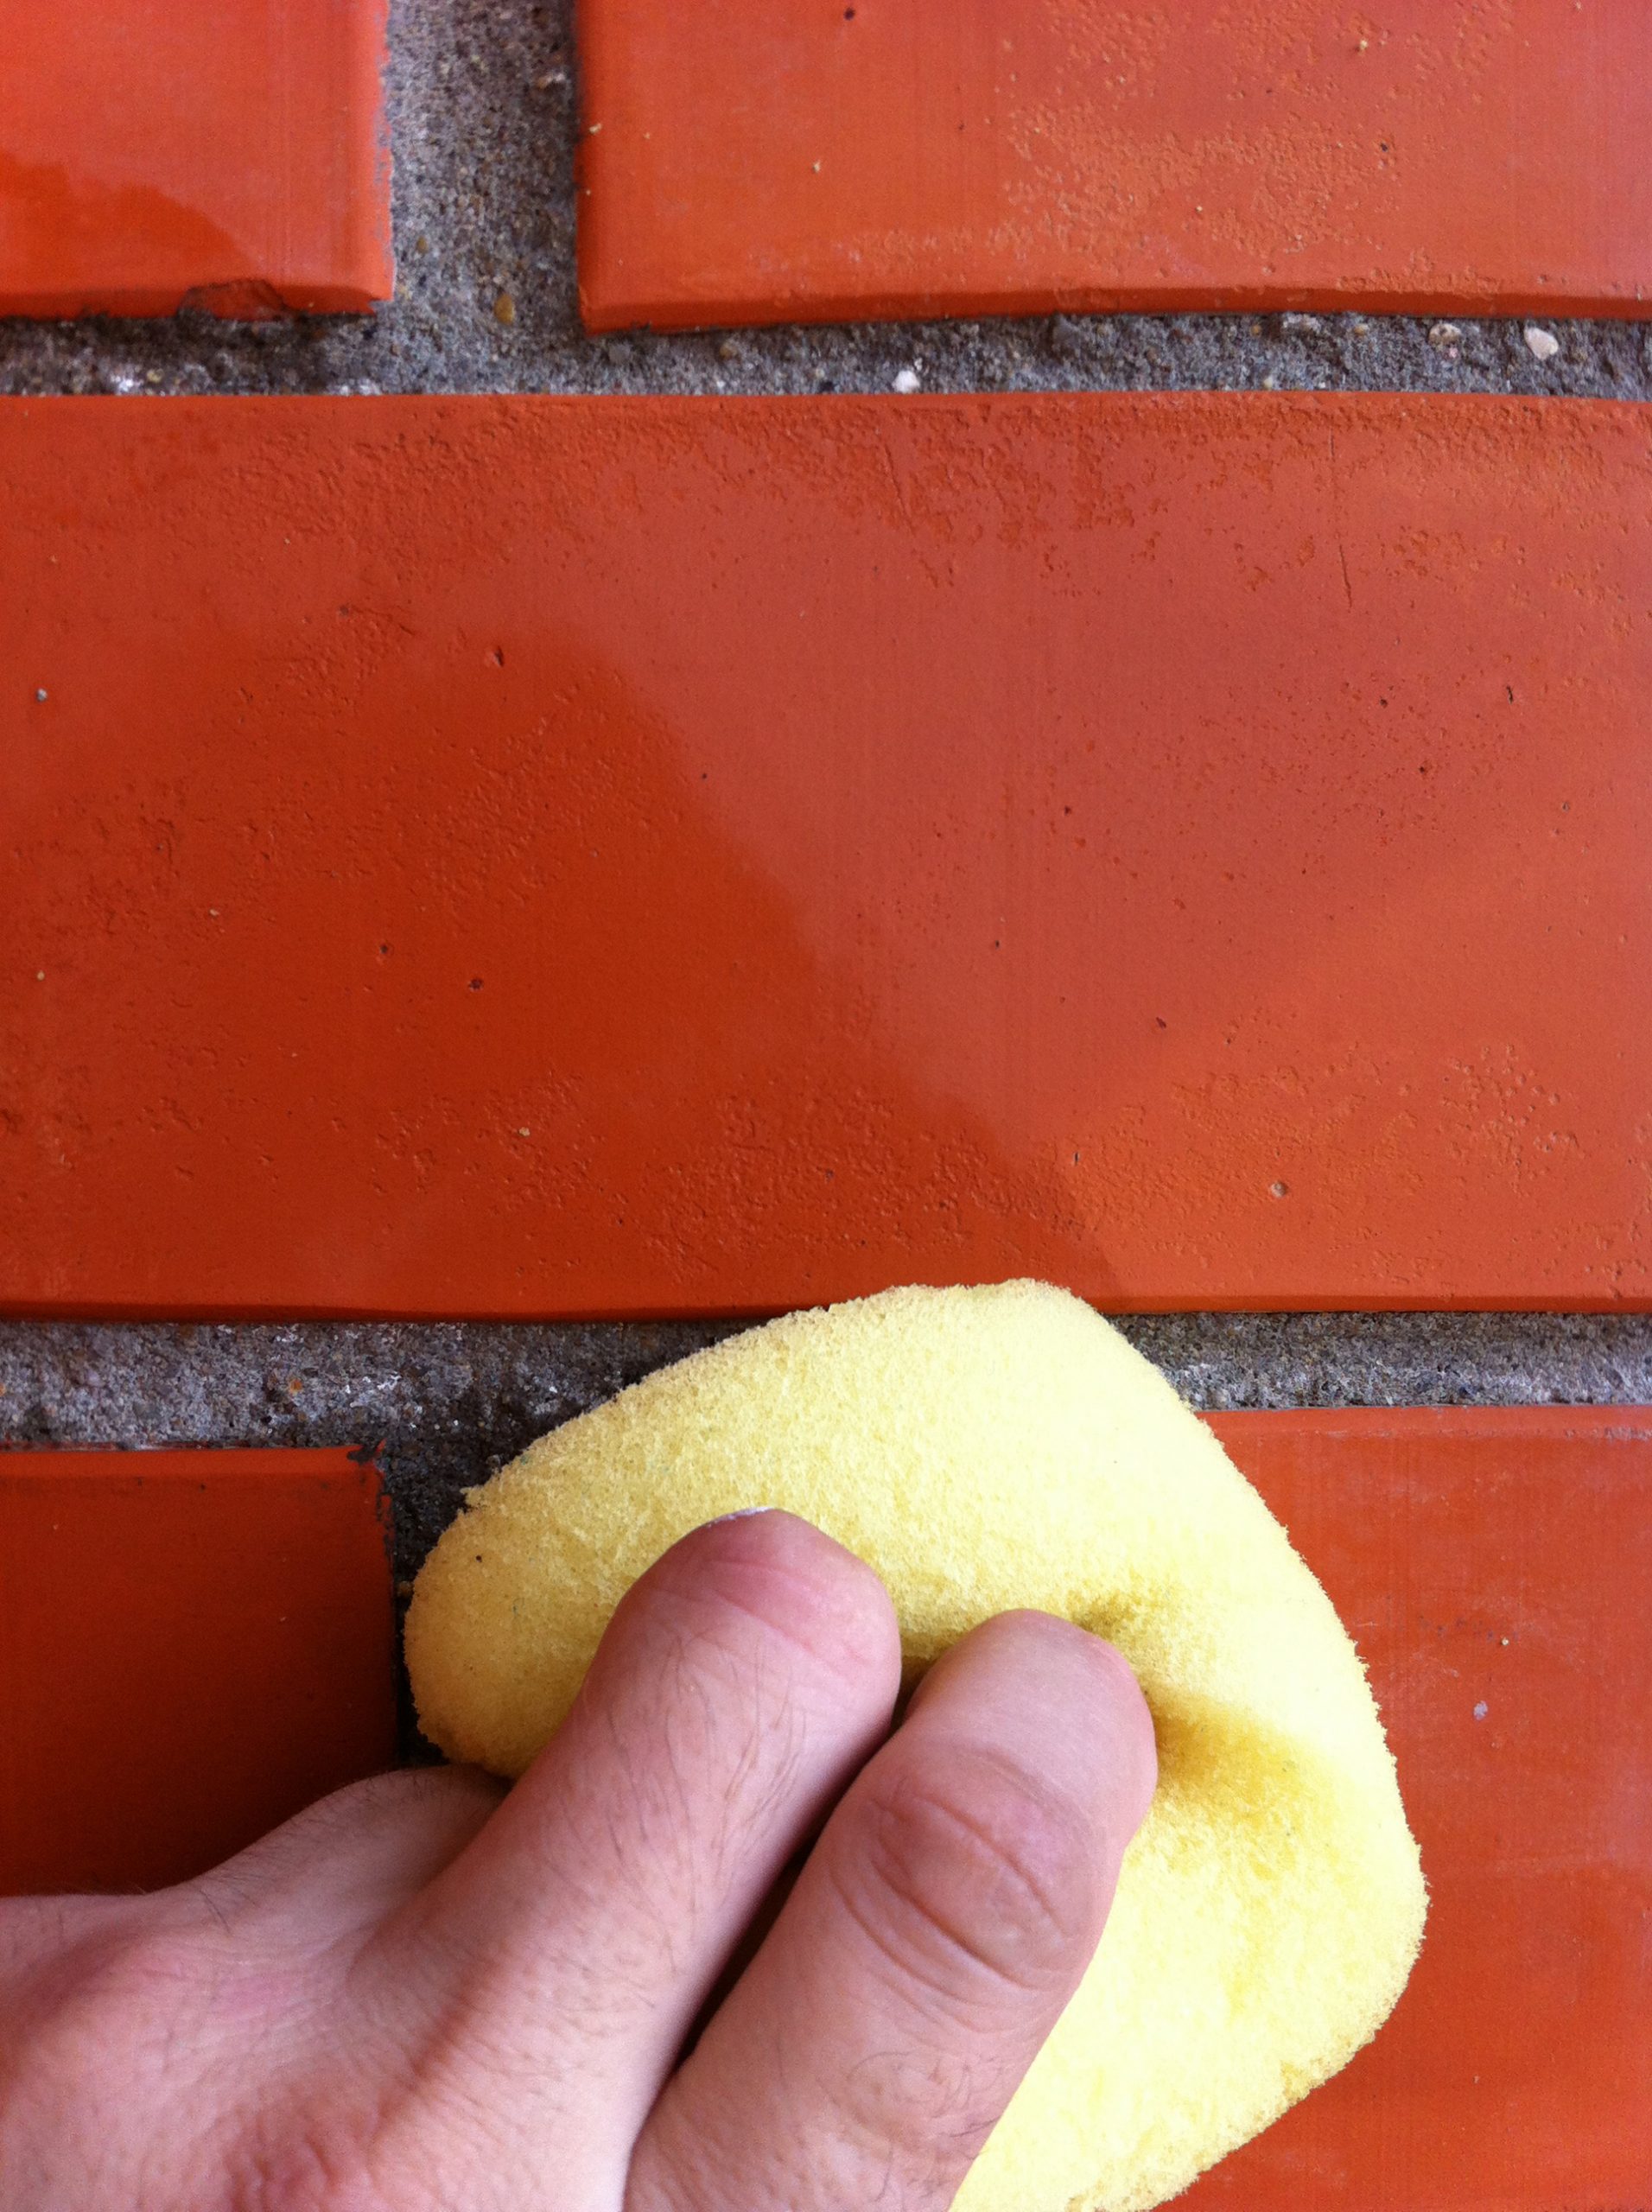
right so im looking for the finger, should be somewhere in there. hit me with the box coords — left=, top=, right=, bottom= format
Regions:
left=187, top=1766, right=506, bottom=1935
left=632, top=1611, right=1156, bottom=2212
left=375, top=1510, right=900, bottom=2175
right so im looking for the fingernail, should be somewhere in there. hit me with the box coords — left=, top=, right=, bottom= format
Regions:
left=704, top=1506, right=775, bottom=1525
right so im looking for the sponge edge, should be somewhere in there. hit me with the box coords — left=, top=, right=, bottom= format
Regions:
left=407, top=1281, right=1426, bottom=2212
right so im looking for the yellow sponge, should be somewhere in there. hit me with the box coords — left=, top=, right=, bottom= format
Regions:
left=407, top=1281, right=1426, bottom=2212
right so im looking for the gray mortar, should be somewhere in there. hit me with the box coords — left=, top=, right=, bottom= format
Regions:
left=3, top=1316, right=1649, bottom=1594
left=1, top=0, right=1648, bottom=1624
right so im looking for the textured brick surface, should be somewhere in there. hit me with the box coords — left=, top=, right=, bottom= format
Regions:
left=1191, top=1410, right=1652, bottom=2209
left=0, top=0, right=1647, bottom=1618
left=9, top=1400, right=1647, bottom=2189
left=0, top=0, right=391, bottom=315
left=0, top=1449, right=395, bottom=1892
left=579, top=0, right=1652, bottom=329
left=8, top=394, right=1649, bottom=1318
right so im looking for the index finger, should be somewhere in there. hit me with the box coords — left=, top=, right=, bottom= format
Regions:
left=629, top=1609, right=1156, bottom=2212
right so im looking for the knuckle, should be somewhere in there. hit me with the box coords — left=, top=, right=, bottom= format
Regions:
left=0, top=1913, right=214, bottom=2190
left=655, top=1513, right=898, bottom=1696
left=306, top=1764, right=507, bottom=1848
left=847, top=1743, right=1106, bottom=2009
left=290, top=1768, right=424, bottom=1835
left=50, top=1912, right=214, bottom=2017
left=225, top=2119, right=397, bottom=2212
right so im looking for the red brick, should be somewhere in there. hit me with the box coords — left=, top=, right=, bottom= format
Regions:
left=2, top=394, right=1648, bottom=1316
left=1194, top=1408, right=1652, bottom=2210
left=0, top=1450, right=395, bottom=1894
left=0, top=0, right=391, bottom=316
left=579, top=0, right=1652, bottom=328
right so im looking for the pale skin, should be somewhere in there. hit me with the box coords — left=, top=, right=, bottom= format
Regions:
left=0, top=1510, right=1156, bottom=2212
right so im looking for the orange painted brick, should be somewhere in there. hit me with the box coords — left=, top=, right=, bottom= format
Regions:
left=0, top=1450, right=395, bottom=1895
left=578, top=0, right=1652, bottom=330
left=2, top=393, right=1649, bottom=1317
left=0, top=0, right=391, bottom=317
left=1191, top=1408, right=1652, bottom=2210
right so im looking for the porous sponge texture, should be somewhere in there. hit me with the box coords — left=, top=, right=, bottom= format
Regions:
left=407, top=1281, right=1426, bottom=2212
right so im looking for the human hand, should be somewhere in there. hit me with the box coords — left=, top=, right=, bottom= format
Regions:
left=0, top=1509, right=1155, bottom=2212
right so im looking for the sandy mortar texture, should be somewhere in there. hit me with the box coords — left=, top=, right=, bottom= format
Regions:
left=3, top=0, right=1649, bottom=1608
